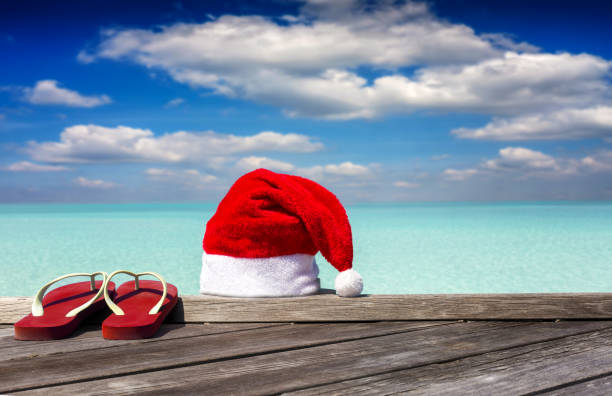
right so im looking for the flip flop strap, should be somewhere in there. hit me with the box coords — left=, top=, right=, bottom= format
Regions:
left=32, top=272, right=108, bottom=318
left=104, top=270, right=168, bottom=316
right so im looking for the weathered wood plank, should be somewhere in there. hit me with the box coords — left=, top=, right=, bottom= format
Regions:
left=181, top=293, right=612, bottom=321
left=393, top=328, right=612, bottom=396
left=0, top=297, right=31, bottom=324
left=0, top=327, right=14, bottom=337
left=539, top=375, right=612, bottom=395
left=1, top=320, right=447, bottom=393
left=286, top=325, right=612, bottom=395
left=17, top=321, right=612, bottom=395
left=0, top=323, right=285, bottom=362
left=4, top=293, right=612, bottom=323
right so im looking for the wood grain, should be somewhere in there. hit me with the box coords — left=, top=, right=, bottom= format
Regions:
left=0, top=297, right=31, bottom=324
left=178, top=293, right=612, bottom=321
left=17, top=321, right=612, bottom=395
left=287, top=325, right=612, bottom=395
left=1, top=321, right=447, bottom=393
left=539, top=375, right=612, bottom=396
left=4, top=293, right=612, bottom=323
left=0, top=327, right=14, bottom=337
left=0, top=323, right=284, bottom=362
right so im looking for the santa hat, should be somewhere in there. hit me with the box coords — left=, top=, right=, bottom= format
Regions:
left=200, top=168, right=363, bottom=297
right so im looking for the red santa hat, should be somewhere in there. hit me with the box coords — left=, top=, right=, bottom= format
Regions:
left=200, top=168, right=363, bottom=297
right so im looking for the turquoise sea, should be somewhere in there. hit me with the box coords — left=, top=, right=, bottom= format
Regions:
left=1, top=201, right=611, bottom=296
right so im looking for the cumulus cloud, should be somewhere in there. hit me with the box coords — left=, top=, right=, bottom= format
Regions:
left=297, top=161, right=373, bottom=180
left=236, top=156, right=296, bottom=172
left=368, top=52, right=610, bottom=117
left=453, top=106, right=612, bottom=141
left=443, top=168, right=479, bottom=181
left=483, top=147, right=559, bottom=171
left=443, top=147, right=612, bottom=181
left=23, top=80, right=112, bottom=107
left=235, top=156, right=374, bottom=180
left=145, top=168, right=216, bottom=189
left=142, top=157, right=374, bottom=195
left=25, top=124, right=323, bottom=164
left=74, top=176, right=115, bottom=189
left=444, top=147, right=564, bottom=181
left=581, top=151, right=612, bottom=172
left=145, top=168, right=175, bottom=177
left=319, top=161, right=372, bottom=176
left=394, top=181, right=419, bottom=188
left=479, top=33, right=540, bottom=53
left=75, top=1, right=609, bottom=119
left=80, top=2, right=497, bottom=71
left=2, top=161, right=69, bottom=172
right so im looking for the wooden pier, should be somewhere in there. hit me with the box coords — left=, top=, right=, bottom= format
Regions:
left=2, top=293, right=612, bottom=395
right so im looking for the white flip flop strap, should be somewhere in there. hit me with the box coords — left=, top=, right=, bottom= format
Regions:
left=104, top=270, right=168, bottom=316
left=32, top=272, right=108, bottom=318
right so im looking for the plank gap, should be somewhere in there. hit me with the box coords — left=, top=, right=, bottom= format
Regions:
left=282, top=322, right=612, bottom=396
left=5, top=321, right=453, bottom=393
left=13, top=321, right=612, bottom=395
left=524, top=371, right=612, bottom=396
left=283, top=324, right=612, bottom=396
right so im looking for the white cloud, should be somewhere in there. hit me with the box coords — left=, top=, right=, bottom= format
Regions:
left=581, top=151, right=612, bottom=172
left=2, top=161, right=69, bottom=172
left=297, top=161, right=373, bottom=180
left=81, top=2, right=497, bottom=72
left=23, top=80, right=112, bottom=108
left=442, top=146, right=612, bottom=181
left=236, top=157, right=374, bottom=180
left=368, top=52, right=610, bottom=117
left=74, top=176, right=115, bottom=189
left=25, top=124, right=323, bottom=164
left=236, top=156, right=296, bottom=172
left=146, top=168, right=217, bottom=182
left=145, top=167, right=216, bottom=189
left=483, top=147, right=559, bottom=171
left=443, top=168, right=479, bottom=181
left=145, top=159, right=373, bottom=193
left=394, top=181, right=419, bottom=188
left=321, top=161, right=372, bottom=176
left=480, top=33, right=540, bottom=53
left=454, top=106, right=612, bottom=141
left=145, top=168, right=175, bottom=177
left=74, top=1, right=610, bottom=119
left=444, top=147, right=564, bottom=181
left=164, top=97, right=185, bottom=108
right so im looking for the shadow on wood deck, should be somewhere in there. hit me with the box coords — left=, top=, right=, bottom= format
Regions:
left=1, top=293, right=612, bottom=395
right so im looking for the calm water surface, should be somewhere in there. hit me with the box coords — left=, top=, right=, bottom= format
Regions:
left=1, top=201, right=611, bottom=296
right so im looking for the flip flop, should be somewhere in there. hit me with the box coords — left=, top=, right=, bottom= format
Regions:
left=14, top=272, right=116, bottom=340
left=102, top=270, right=178, bottom=340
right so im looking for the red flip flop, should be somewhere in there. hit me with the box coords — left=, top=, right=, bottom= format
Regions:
left=14, top=272, right=116, bottom=340
left=102, top=270, right=178, bottom=340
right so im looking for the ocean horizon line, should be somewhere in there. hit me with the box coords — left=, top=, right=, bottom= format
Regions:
left=1, top=199, right=612, bottom=208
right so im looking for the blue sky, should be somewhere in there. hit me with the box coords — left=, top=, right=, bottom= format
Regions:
left=1, top=0, right=611, bottom=203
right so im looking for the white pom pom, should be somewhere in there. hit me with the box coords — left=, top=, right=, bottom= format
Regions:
left=335, top=269, right=363, bottom=297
